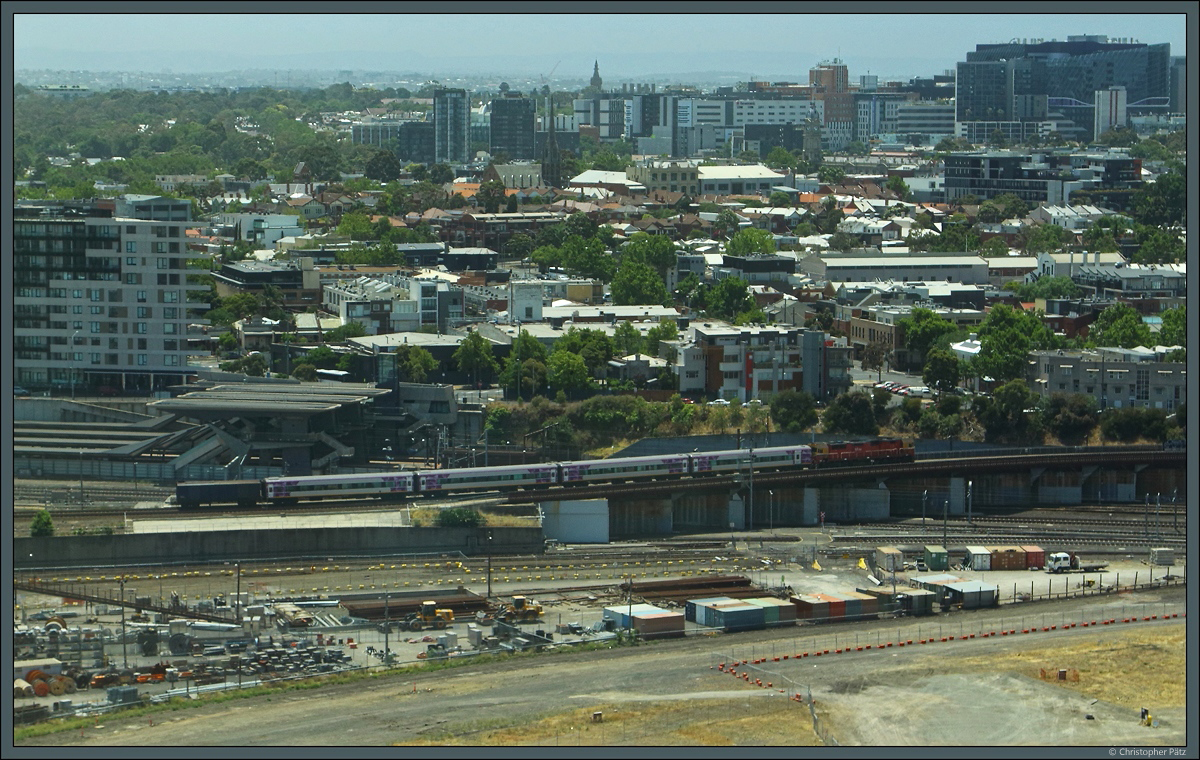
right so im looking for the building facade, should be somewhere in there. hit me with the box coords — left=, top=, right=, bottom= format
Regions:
left=14, top=208, right=210, bottom=393
left=1027, top=348, right=1185, bottom=411
left=489, top=93, right=536, bottom=160
left=434, top=88, right=471, bottom=164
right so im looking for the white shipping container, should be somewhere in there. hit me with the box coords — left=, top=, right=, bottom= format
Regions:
left=965, top=546, right=991, bottom=571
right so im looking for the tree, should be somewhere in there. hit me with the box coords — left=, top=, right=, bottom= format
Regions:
left=1088, top=303, right=1152, bottom=349
left=428, top=163, right=454, bottom=185
left=453, top=330, right=499, bottom=387
left=611, top=259, right=668, bottom=306
left=561, top=235, right=615, bottom=281
left=821, top=391, right=879, bottom=436
left=973, top=379, right=1038, bottom=443
left=336, top=210, right=375, bottom=241
left=827, top=232, right=858, bottom=252
left=622, top=232, right=677, bottom=277
left=769, top=190, right=794, bottom=207
left=643, top=321, right=679, bottom=358
left=769, top=389, right=818, bottom=433
left=304, top=345, right=338, bottom=369
left=1159, top=306, right=1185, bottom=348
left=1100, top=406, right=1175, bottom=443
left=394, top=344, right=438, bottom=383
left=476, top=179, right=507, bottom=213
left=436, top=507, right=483, bottom=528
left=979, top=237, right=1009, bottom=257
left=704, top=277, right=756, bottom=322
left=843, top=141, right=869, bottom=156
left=504, top=232, right=534, bottom=260
left=1039, top=393, right=1098, bottom=445
left=897, top=308, right=957, bottom=367
left=291, top=362, right=318, bottom=381
left=1095, top=126, right=1140, bottom=148
left=975, top=303, right=1061, bottom=383
left=612, top=320, right=643, bottom=357
left=860, top=341, right=892, bottom=381
left=1132, top=171, right=1184, bottom=227
left=364, top=149, right=403, bottom=183
left=30, top=509, right=55, bottom=537
left=553, top=327, right=614, bottom=376
left=715, top=209, right=741, bottom=239
left=563, top=211, right=599, bottom=240
left=992, top=193, right=1029, bottom=220
left=1133, top=226, right=1184, bottom=265
left=922, top=348, right=961, bottom=393
left=547, top=351, right=590, bottom=398
left=726, top=227, right=776, bottom=256
left=885, top=175, right=910, bottom=201
left=1005, top=275, right=1082, bottom=301
left=817, top=165, right=845, bottom=186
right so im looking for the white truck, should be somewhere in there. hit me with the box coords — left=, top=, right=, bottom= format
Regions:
left=1046, top=552, right=1108, bottom=574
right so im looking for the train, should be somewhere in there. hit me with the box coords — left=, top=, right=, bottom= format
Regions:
left=175, top=438, right=914, bottom=510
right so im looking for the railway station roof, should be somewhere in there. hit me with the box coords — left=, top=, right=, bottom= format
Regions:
left=147, top=383, right=390, bottom=420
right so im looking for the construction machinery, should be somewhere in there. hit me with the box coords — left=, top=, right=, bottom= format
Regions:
left=495, top=595, right=543, bottom=623
left=401, top=601, right=455, bottom=632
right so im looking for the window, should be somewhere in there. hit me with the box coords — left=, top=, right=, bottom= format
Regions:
left=125, top=241, right=137, bottom=253
left=137, top=291, right=147, bottom=303
left=90, top=306, right=103, bottom=315
left=158, top=257, right=169, bottom=269
left=164, top=355, right=180, bottom=366
left=162, top=291, right=178, bottom=303
left=136, top=323, right=148, bottom=334
left=137, top=354, right=147, bottom=366
left=163, top=339, right=178, bottom=351
left=91, top=352, right=101, bottom=364
left=72, top=289, right=83, bottom=299
left=125, top=273, right=141, bottom=285
left=163, top=323, right=177, bottom=334
left=90, top=321, right=101, bottom=333
left=72, top=305, right=83, bottom=314
left=137, top=338, right=147, bottom=350
left=72, top=320, right=83, bottom=330
left=137, top=307, right=151, bottom=318
left=126, top=256, right=137, bottom=266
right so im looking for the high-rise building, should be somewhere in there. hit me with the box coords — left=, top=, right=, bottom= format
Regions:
left=351, top=121, right=435, bottom=164
left=1094, top=86, right=1128, bottom=137
left=14, top=203, right=210, bottom=393
left=489, top=93, right=536, bottom=160
left=433, top=88, right=470, bottom=164
left=809, top=60, right=854, bottom=150
left=541, top=96, right=562, bottom=188
left=1169, top=56, right=1186, bottom=113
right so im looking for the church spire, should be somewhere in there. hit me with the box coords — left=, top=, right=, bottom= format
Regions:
left=590, top=60, right=603, bottom=90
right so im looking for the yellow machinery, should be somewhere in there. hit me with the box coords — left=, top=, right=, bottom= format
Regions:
left=404, top=601, right=454, bottom=631
left=496, top=595, right=543, bottom=623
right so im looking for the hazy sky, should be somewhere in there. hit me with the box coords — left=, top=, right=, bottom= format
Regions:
left=13, top=11, right=1190, bottom=81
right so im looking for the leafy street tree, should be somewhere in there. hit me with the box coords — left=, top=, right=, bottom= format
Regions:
left=563, top=212, right=599, bottom=240
left=979, top=237, right=1010, bottom=256
left=1133, top=226, right=1185, bottom=265
left=885, top=175, right=910, bottom=201
left=821, top=391, right=878, bottom=436
left=715, top=209, right=741, bottom=239
left=394, top=344, right=438, bottom=383
left=504, top=232, right=535, bottom=260
left=476, top=179, right=507, bottom=213
left=817, top=165, right=845, bottom=185
left=922, top=348, right=961, bottom=393
left=453, top=330, right=499, bottom=387
left=1159, top=306, right=1185, bottom=348
left=704, top=277, right=756, bottom=322
left=1039, top=393, right=1098, bottom=445
left=428, top=163, right=454, bottom=185
left=30, top=509, right=55, bottom=537
left=1004, top=275, right=1082, bottom=301
left=725, top=228, right=776, bottom=256
left=1088, top=303, right=1152, bottom=349
left=828, top=232, right=858, bottom=252
left=612, top=320, right=643, bottom=357
left=643, top=321, right=679, bottom=358
left=1100, top=406, right=1177, bottom=443
left=861, top=341, right=892, bottom=381
left=364, top=149, right=404, bottom=183
left=547, top=351, right=590, bottom=399
left=304, top=345, right=338, bottom=369
left=611, top=259, right=668, bottom=306
left=561, top=235, right=615, bottom=281
left=622, top=232, right=677, bottom=277
left=975, top=304, right=1061, bottom=383
left=291, top=362, right=318, bottom=381
left=973, top=379, right=1038, bottom=443
left=765, top=146, right=797, bottom=171
left=499, top=332, right=548, bottom=399
left=769, top=190, right=794, bottom=207
left=897, top=308, right=957, bottom=369
left=336, top=210, right=375, bottom=241
left=769, top=389, right=818, bottom=433
left=1020, top=223, right=1068, bottom=254
left=553, top=327, right=615, bottom=376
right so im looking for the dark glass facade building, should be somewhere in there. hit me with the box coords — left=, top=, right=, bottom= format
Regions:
left=489, top=94, right=536, bottom=160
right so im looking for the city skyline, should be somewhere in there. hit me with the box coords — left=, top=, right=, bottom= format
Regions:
left=13, top=11, right=1189, bottom=83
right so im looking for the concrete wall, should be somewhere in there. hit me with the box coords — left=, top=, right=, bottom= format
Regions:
left=540, top=499, right=609, bottom=543
left=15, top=527, right=544, bottom=571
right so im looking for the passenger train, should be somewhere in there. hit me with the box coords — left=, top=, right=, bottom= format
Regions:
left=175, top=438, right=914, bottom=510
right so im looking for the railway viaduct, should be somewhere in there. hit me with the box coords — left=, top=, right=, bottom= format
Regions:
left=507, top=447, right=1186, bottom=537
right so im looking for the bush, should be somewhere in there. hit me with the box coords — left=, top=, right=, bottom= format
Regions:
left=30, top=509, right=54, bottom=537
left=435, top=508, right=483, bottom=528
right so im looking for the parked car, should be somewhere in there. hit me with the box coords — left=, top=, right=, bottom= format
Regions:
left=96, top=386, right=121, bottom=397
left=707, top=398, right=731, bottom=406
left=891, top=385, right=909, bottom=394
left=14, top=386, right=31, bottom=397
left=874, top=381, right=896, bottom=390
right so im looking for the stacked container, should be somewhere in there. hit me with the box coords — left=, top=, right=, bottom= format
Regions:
left=743, top=597, right=797, bottom=626
left=875, top=547, right=904, bottom=573
left=686, top=597, right=736, bottom=623
left=965, top=546, right=991, bottom=571
left=710, top=602, right=765, bottom=632
left=990, top=546, right=1027, bottom=571
left=791, top=595, right=829, bottom=622
left=604, top=603, right=667, bottom=630
left=923, top=545, right=949, bottom=571
left=632, top=611, right=685, bottom=639
left=1020, top=545, right=1045, bottom=570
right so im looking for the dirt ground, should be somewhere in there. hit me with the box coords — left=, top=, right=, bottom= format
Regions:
left=15, top=589, right=1187, bottom=748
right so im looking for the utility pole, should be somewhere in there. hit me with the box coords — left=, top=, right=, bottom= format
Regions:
left=235, top=562, right=241, bottom=623
left=383, top=593, right=390, bottom=665
left=119, top=577, right=128, bottom=670
left=487, top=531, right=493, bottom=599
left=922, top=489, right=928, bottom=532
left=967, top=480, right=973, bottom=527
left=943, top=499, right=948, bottom=555
left=748, top=446, right=754, bottom=533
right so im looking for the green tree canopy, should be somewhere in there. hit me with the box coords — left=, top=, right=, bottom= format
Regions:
left=453, top=330, right=499, bottom=385
left=922, top=348, right=961, bottom=393
left=561, top=235, right=615, bottom=281
left=364, top=149, right=403, bottom=183
left=1039, top=393, right=1098, bottom=445
left=1004, top=275, right=1082, bottom=301
left=436, top=507, right=483, bottom=527
left=394, top=344, right=438, bottom=383
left=621, top=232, right=677, bottom=277
left=821, top=392, right=878, bottom=436
left=611, top=259, right=669, bottom=306
left=552, top=327, right=615, bottom=376
left=30, top=509, right=55, bottom=537
left=769, top=389, right=818, bottom=433
left=725, top=228, right=776, bottom=256
left=973, top=379, right=1039, bottom=443
left=704, top=277, right=756, bottom=322
left=1159, top=306, right=1185, bottom=348
left=898, top=308, right=958, bottom=363
left=612, top=320, right=643, bottom=357
left=1088, top=302, right=1152, bottom=349
left=547, top=351, right=590, bottom=398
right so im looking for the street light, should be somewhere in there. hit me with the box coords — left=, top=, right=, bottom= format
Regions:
left=70, top=329, right=81, bottom=400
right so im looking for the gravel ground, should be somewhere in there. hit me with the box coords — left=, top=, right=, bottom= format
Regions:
left=16, top=587, right=1187, bottom=747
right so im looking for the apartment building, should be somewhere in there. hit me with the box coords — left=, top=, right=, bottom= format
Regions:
left=1027, top=347, right=1185, bottom=411
left=14, top=208, right=210, bottom=393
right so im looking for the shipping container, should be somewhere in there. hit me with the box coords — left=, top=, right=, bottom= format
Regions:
left=632, top=611, right=685, bottom=639
left=899, top=588, right=936, bottom=616
left=604, top=603, right=666, bottom=630
left=965, top=546, right=991, bottom=571
left=990, top=546, right=1026, bottom=571
left=685, top=596, right=736, bottom=623
left=943, top=581, right=999, bottom=609
left=875, top=547, right=904, bottom=573
left=923, top=545, right=949, bottom=571
left=1020, top=545, right=1045, bottom=570
left=711, top=603, right=765, bottom=632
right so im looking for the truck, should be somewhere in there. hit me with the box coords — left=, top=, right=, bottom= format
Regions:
left=1046, top=552, right=1108, bottom=574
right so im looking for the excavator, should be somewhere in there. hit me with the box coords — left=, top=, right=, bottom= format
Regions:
left=494, top=595, right=543, bottom=623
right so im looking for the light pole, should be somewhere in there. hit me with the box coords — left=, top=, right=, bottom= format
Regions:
left=486, top=530, right=493, bottom=600
left=769, top=490, right=774, bottom=532
left=70, top=329, right=81, bottom=400
left=747, top=446, right=754, bottom=533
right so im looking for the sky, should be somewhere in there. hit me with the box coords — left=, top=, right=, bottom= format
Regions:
left=12, top=11, right=1191, bottom=82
